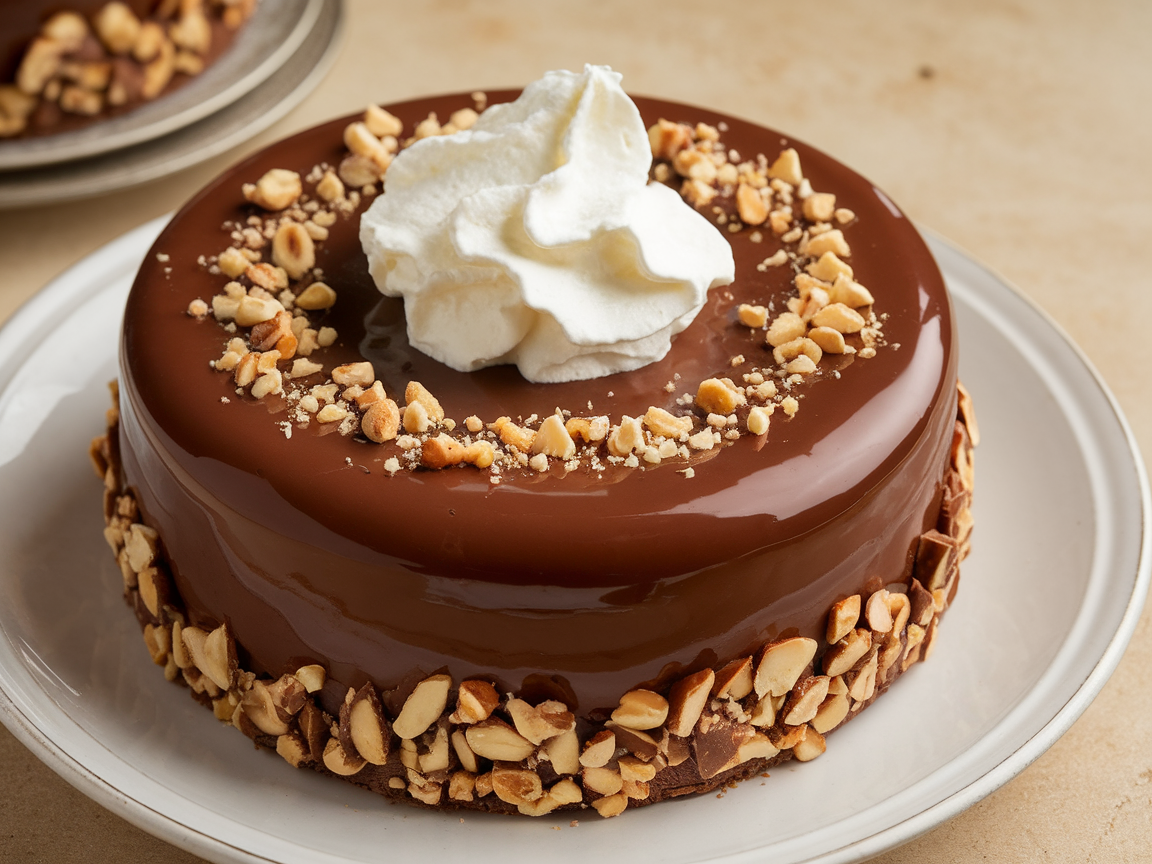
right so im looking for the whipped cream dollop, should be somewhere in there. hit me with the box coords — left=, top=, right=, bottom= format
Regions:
left=359, top=65, right=734, bottom=383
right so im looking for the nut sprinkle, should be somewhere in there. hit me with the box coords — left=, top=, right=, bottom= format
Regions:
left=182, top=99, right=888, bottom=484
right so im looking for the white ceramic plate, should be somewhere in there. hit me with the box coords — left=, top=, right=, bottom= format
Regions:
left=0, top=0, right=342, bottom=209
left=0, top=220, right=1147, bottom=864
left=0, top=0, right=323, bottom=171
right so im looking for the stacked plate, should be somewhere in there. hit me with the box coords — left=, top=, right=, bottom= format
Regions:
left=0, top=0, right=343, bottom=209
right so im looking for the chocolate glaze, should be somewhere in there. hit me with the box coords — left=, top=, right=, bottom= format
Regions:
left=119, top=92, right=957, bottom=716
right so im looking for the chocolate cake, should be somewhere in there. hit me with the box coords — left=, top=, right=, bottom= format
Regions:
left=91, top=77, right=977, bottom=818
left=0, top=0, right=256, bottom=139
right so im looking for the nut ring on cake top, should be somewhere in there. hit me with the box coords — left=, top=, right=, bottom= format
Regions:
left=108, top=86, right=971, bottom=815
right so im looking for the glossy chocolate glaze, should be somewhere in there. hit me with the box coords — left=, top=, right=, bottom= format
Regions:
left=119, top=92, right=957, bottom=715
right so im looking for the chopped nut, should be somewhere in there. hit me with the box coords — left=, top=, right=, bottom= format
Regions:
left=792, top=727, right=826, bottom=762
left=244, top=263, right=289, bottom=294
left=237, top=678, right=290, bottom=736
left=736, top=183, right=768, bottom=226
left=422, top=435, right=494, bottom=469
left=42, top=11, right=89, bottom=50
left=865, top=589, right=894, bottom=633
left=347, top=683, right=391, bottom=765
left=807, top=251, right=853, bottom=284
left=344, top=121, right=393, bottom=172
left=449, top=679, right=499, bottom=724
left=317, top=403, right=349, bottom=424
left=824, top=628, right=873, bottom=677
left=607, top=415, right=646, bottom=457
left=810, top=303, right=865, bottom=334
left=293, top=281, right=336, bottom=311
left=566, top=416, right=609, bottom=443
left=747, top=406, right=771, bottom=436
left=17, top=39, right=64, bottom=95
left=288, top=358, right=322, bottom=378
left=448, top=770, right=476, bottom=802
left=713, top=657, right=754, bottom=700
left=392, top=673, right=451, bottom=739
left=243, top=169, right=302, bottom=212
left=765, top=312, right=806, bottom=347
left=768, top=148, right=803, bottom=185
left=687, top=428, right=715, bottom=451
left=362, top=399, right=401, bottom=443
left=404, top=381, right=444, bottom=423
left=682, top=178, right=717, bottom=207
left=492, top=766, right=544, bottom=806
left=772, top=337, right=822, bottom=367
left=610, top=689, right=669, bottom=731
left=848, top=651, right=880, bottom=701
left=806, top=229, right=850, bottom=258
left=294, top=664, right=326, bottom=693
left=582, top=766, right=623, bottom=796
left=811, top=693, right=851, bottom=734
left=648, top=118, right=692, bottom=161
left=543, top=728, right=581, bottom=775
left=451, top=731, right=480, bottom=774
left=182, top=622, right=238, bottom=695
left=802, top=192, right=836, bottom=222
left=781, top=675, right=830, bottom=726
left=59, top=85, right=103, bottom=116
left=591, top=792, right=628, bottom=819
left=738, top=304, right=769, bottom=328
left=130, top=20, right=165, bottom=61
left=808, top=326, right=849, bottom=354
left=94, top=2, right=141, bottom=54
left=465, top=718, right=535, bottom=762
left=413, top=112, right=442, bottom=139
left=271, top=223, right=315, bottom=281
left=506, top=698, right=575, bottom=745
left=322, top=736, right=366, bottom=776
left=315, top=171, right=345, bottom=204
left=643, top=406, right=692, bottom=439
left=124, top=523, right=159, bottom=572
left=827, top=274, right=873, bottom=308
left=695, top=378, right=745, bottom=415
left=531, top=414, right=576, bottom=459
left=754, top=637, right=817, bottom=698
left=337, top=154, right=380, bottom=188
left=332, top=361, right=374, bottom=387
left=364, top=104, right=404, bottom=138
left=489, top=416, right=535, bottom=452
left=827, top=595, right=861, bottom=644
left=579, top=730, right=616, bottom=768
left=216, top=246, right=249, bottom=279
left=142, top=623, right=170, bottom=665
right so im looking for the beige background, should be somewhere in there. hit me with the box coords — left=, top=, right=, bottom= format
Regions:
left=2, top=0, right=1151, bottom=860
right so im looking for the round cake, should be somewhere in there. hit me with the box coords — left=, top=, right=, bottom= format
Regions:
left=93, top=75, right=977, bottom=817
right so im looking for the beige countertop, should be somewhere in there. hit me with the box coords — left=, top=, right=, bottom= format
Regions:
left=2, top=1, right=1151, bottom=860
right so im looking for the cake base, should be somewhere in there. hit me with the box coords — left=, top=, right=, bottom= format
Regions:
left=91, top=381, right=976, bottom=818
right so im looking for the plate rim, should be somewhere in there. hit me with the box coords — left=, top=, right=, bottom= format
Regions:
left=0, top=223, right=1147, bottom=864
left=0, top=0, right=324, bottom=171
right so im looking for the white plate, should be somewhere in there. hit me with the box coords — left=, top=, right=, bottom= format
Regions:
left=0, top=220, right=1147, bottom=864
left=0, top=0, right=323, bottom=171
left=0, top=0, right=342, bottom=209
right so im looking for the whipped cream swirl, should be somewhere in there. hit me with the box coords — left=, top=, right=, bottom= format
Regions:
left=360, top=65, right=734, bottom=383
